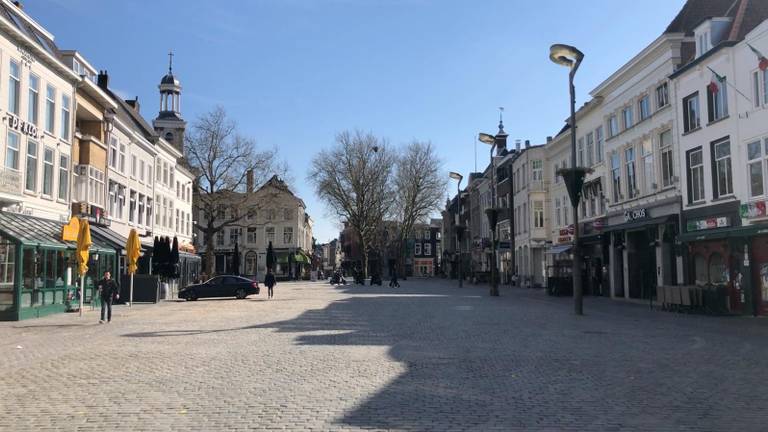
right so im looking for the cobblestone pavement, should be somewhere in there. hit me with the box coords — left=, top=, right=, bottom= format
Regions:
left=2, top=279, right=768, bottom=431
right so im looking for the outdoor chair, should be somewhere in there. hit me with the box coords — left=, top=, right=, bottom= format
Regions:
left=656, top=285, right=666, bottom=310
left=680, top=285, right=692, bottom=312
left=668, top=286, right=681, bottom=312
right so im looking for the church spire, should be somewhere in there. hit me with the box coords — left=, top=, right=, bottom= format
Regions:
left=168, top=50, right=174, bottom=74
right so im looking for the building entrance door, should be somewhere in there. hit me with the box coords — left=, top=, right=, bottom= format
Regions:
left=627, top=229, right=656, bottom=300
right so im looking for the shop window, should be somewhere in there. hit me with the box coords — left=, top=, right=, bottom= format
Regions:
left=693, top=254, right=707, bottom=286
left=0, top=239, right=16, bottom=311
left=709, top=253, right=728, bottom=285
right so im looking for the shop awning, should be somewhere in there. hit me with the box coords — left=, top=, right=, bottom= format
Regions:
left=546, top=244, right=572, bottom=255
left=90, top=225, right=128, bottom=253
left=679, top=224, right=768, bottom=242
left=0, top=211, right=114, bottom=253
left=294, top=251, right=310, bottom=263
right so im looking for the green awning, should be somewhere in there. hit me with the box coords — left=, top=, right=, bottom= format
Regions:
left=679, top=224, right=768, bottom=242
left=0, top=211, right=114, bottom=253
left=294, top=252, right=309, bottom=263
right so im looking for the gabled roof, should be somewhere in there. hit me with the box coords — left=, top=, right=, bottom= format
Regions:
left=255, top=175, right=307, bottom=208
left=664, top=0, right=740, bottom=36
left=110, top=93, right=159, bottom=141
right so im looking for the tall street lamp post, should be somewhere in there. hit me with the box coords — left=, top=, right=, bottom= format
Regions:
left=449, top=172, right=464, bottom=287
left=550, top=43, right=587, bottom=315
left=479, top=133, right=500, bottom=297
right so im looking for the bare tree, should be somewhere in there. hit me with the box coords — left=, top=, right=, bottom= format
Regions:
left=308, top=130, right=395, bottom=278
left=186, top=106, right=279, bottom=274
left=393, top=141, right=446, bottom=272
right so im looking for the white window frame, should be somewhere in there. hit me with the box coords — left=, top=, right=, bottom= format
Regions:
left=24, top=140, right=38, bottom=193
left=608, top=115, right=618, bottom=137
left=283, top=227, right=293, bottom=245
left=687, top=148, right=705, bottom=204
left=683, top=92, right=700, bottom=133
left=712, top=138, right=733, bottom=198
left=58, top=154, right=69, bottom=201
left=42, top=146, right=54, bottom=198
left=415, top=243, right=422, bottom=255
left=595, top=126, right=604, bottom=162
left=622, top=106, right=633, bottom=130
left=625, top=147, right=637, bottom=199
left=61, top=94, right=71, bottom=140
left=28, top=73, right=39, bottom=125
left=45, top=85, right=56, bottom=134
left=747, top=140, right=764, bottom=198
left=424, top=243, right=431, bottom=256
left=656, top=82, right=669, bottom=109
left=8, top=60, right=20, bottom=115
left=659, top=130, right=674, bottom=188
left=639, top=95, right=650, bottom=121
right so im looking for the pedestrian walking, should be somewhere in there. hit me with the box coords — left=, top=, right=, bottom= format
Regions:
left=264, top=269, right=277, bottom=299
left=98, top=271, right=120, bottom=323
left=389, top=268, right=400, bottom=288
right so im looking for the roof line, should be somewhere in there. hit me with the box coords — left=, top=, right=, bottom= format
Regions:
left=727, top=0, right=749, bottom=41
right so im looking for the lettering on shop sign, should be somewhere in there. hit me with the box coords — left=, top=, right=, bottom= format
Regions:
left=4, top=113, right=38, bottom=139
left=623, top=208, right=648, bottom=222
left=686, top=217, right=730, bottom=232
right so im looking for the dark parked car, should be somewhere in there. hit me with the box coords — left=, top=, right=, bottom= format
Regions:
left=179, top=276, right=260, bottom=301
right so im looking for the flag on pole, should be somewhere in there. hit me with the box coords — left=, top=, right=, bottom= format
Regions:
left=747, top=43, right=768, bottom=71
left=707, top=67, right=725, bottom=94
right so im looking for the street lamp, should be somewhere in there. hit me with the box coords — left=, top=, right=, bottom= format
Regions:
left=449, top=171, right=464, bottom=287
left=478, top=133, right=500, bottom=297
left=550, top=43, right=587, bottom=315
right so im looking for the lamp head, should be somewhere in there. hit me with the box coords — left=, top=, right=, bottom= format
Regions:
left=478, top=133, right=495, bottom=145
left=549, top=44, right=584, bottom=70
left=449, top=171, right=463, bottom=182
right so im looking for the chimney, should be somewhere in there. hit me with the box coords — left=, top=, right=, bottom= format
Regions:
left=125, top=97, right=140, bottom=113
left=12, top=1, right=22, bottom=9
left=546, top=136, right=553, bottom=143
left=525, top=140, right=530, bottom=148
left=246, top=169, right=254, bottom=193
left=515, top=139, right=521, bottom=151
left=97, top=70, right=109, bottom=90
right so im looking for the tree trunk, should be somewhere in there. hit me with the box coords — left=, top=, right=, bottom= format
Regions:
left=361, top=237, right=369, bottom=280
left=205, top=231, right=216, bottom=276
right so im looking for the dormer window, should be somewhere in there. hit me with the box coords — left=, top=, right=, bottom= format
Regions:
left=697, top=31, right=711, bottom=57
left=694, top=17, right=733, bottom=58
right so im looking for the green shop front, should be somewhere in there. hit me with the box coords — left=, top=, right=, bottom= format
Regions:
left=0, top=212, right=116, bottom=321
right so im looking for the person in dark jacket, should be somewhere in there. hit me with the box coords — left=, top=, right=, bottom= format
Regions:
left=98, top=271, right=120, bottom=323
left=389, top=267, right=400, bottom=288
left=264, top=269, right=277, bottom=299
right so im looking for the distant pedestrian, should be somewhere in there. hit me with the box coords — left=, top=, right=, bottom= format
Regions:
left=264, top=269, right=277, bottom=299
left=389, top=268, right=400, bottom=288
left=98, top=271, right=120, bottom=323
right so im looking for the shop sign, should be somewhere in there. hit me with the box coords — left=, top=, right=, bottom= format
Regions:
left=740, top=201, right=767, bottom=219
left=623, top=208, right=649, bottom=222
left=686, top=216, right=730, bottom=232
left=0, top=167, right=21, bottom=195
left=582, top=218, right=605, bottom=236
left=4, top=113, right=39, bottom=139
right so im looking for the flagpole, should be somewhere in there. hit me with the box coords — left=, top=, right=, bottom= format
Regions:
left=79, top=275, right=84, bottom=318
left=130, top=273, right=134, bottom=308
left=707, top=66, right=753, bottom=104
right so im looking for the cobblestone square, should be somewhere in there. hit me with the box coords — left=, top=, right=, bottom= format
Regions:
left=2, top=279, right=767, bottom=431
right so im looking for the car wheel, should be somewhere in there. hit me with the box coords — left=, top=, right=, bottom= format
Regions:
left=235, top=288, right=246, bottom=299
left=187, top=290, right=198, bottom=301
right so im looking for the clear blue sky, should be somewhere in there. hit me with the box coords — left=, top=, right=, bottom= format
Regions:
left=26, top=0, right=686, bottom=243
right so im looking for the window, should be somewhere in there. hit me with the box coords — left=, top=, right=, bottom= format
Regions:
left=58, top=155, right=69, bottom=201
left=266, top=226, right=275, bottom=243
left=622, top=106, right=633, bottom=130
left=139, top=160, right=145, bottom=183
left=425, top=230, right=430, bottom=240
left=268, top=209, right=276, bottom=221
left=8, top=60, right=20, bottom=115
left=61, top=94, right=70, bottom=140
left=425, top=243, right=431, bottom=256
left=763, top=69, right=768, bottom=107
left=154, top=197, right=160, bottom=224
left=5, top=131, right=19, bottom=170
left=42, top=147, right=54, bottom=197
left=683, top=92, right=700, bottom=133
left=131, top=154, right=137, bottom=178
left=162, top=162, right=168, bottom=185
left=707, top=77, right=728, bottom=122
left=687, top=147, right=705, bottom=203
left=753, top=71, right=761, bottom=108
left=595, top=126, right=604, bottom=162
left=608, top=115, right=618, bottom=137
left=109, top=137, right=118, bottom=169
left=87, top=166, right=106, bottom=207
left=533, top=201, right=544, bottom=228
left=639, top=95, right=650, bottom=121
left=283, top=227, right=293, bottom=244
left=119, top=143, right=126, bottom=174
left=247, top=227, right=257, bottom=244
left=625, top=148, right=637, bottom=199
left=659, top=130, right=674, bottom=188
left=748, top=140, right=764, bottom=197
left=155, top=160, right=161, bottom=182
left=577, top=138, right=584, bottom=166
left=586, top=133, right=594, bottom=166
left=148, top=165, right=153, bottom=185
left=555, top=198, right=561, bottom=226
left=45, top=85, right=55, bottom=134
left=175, top=209, right=180, bottom=232
left=108, top=181, right=117, bottom=217
left=656, top=82, right=669, bottom=108
left=147, top=198, right=153, bottom=226
left=25, top=140, right=38, bottom=192
left=138, top=194, right=145, bottom=225
left=415, top=243, right=422, bottom=255
left=611, top=152, right=621, bottom=203
left=554, top=163, right=559, bottom=183
left=129, top=190, right=137, bottom=223
left=532, top=160, right=542, bottom=181
left=641, top=139, right=654, bottom=194
left=563, top=196, right=569, bottom=225
left=28, top=74, right=39, bottom=124
left=169, top=167, right=175, bottom=186
left=217, top=230, right=224, bottom=246
left=712, top=138, right=733, bottom=198
left=284, top=208, right=291, bottom=220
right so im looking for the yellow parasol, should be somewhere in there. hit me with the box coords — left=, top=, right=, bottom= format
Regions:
left=75, top=218, right=92, bottom=317
left=126, top=229, right=141, bottom=308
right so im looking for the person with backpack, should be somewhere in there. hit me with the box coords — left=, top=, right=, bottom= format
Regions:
left=264, top=269, right=276, bottom=299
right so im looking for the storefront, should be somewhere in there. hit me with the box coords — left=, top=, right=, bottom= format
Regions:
left=605, top=197, right=681, bottom=300
left=0, top=212, right=116, bottom=321
left=680, top=200, right=768, bottom=315
left=580, top=218, right=609, bottom=296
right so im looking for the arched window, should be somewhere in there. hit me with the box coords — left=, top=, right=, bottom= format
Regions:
left=693, top=254, right=707, bottom=286
left=709, top=253, right=728, bottom=285
left=165, top=132, right=174, bottom=142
